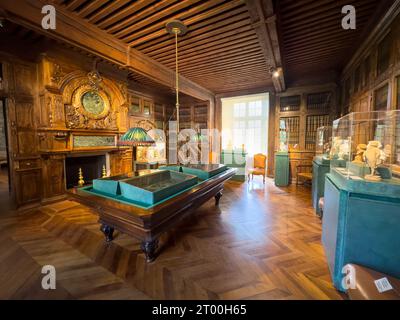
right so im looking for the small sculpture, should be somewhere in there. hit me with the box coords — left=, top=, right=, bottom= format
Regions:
left=363, top=141, right=382, bottom=181
left=338, top=139, right=349, bottom=160
left=279, top=141, right=288, bottom=152
left=330, top=137, right=342, bottom=159
left=323, top=140, right=331, bottom=159
left=102, top=165, right=107, bottom=178
left=78, top=168, right=85, bottom=187
left=352, top=144, right=367, bottom=163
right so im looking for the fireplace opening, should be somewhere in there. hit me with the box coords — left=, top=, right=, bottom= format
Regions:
left=65, top=154, right=106, bottom=189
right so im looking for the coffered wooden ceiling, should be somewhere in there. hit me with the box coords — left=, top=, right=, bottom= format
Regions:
left=275, top=0, right=393, bottom=85
left=54, top=0, right=274, bottom=94
left=1, top=0, right=394, bottom=94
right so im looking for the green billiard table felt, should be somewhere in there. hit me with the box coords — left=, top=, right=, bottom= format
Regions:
left=80, top=177, right=206, bottom=210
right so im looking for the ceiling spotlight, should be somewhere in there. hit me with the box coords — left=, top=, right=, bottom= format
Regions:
left=273, top=69, right=280, bottom=78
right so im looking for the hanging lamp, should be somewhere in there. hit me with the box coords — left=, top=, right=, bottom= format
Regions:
left=166, top=19, right=187, bottom=143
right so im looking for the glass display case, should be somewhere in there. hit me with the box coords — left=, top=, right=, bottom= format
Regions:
left=315, top=126, right=332, bottom=158
left=330, top=110, right=400, bottom=185
left=312, top=126, right=332, bottom=215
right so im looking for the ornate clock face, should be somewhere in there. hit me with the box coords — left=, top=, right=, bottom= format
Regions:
left=81, top=91, right=105, bottom=115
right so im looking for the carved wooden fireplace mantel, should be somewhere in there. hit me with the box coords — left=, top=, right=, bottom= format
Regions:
left=36, top=56, right=133, bottom=204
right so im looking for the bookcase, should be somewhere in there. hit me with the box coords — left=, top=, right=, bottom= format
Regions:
left=275, top=85, right=337, bottom=182
left=179, top=102, right=209, bottom=131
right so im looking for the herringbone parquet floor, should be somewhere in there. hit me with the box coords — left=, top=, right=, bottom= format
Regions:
left=0, top=176, right=344, bottom=300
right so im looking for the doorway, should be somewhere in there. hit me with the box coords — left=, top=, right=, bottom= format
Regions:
left=0, top=98, right=12, bottom=211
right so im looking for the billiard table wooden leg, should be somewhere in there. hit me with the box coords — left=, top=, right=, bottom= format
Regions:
left=100, top=223, right=114, bottom=242
left=215, top=191, right=223, bottom=206
left=141, top=239, right=159, bottom=263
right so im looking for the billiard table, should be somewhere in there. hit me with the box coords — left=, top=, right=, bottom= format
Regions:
left=68, top=165, right=236, bottom=262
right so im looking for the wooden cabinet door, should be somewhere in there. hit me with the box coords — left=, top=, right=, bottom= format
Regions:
left=42, top=155, right=65, bottom=200
left=109, top=151, right=123, bottom=176
left=15, top=169, right=42, bottom=205
left=6, top=62, right=41, bottom=208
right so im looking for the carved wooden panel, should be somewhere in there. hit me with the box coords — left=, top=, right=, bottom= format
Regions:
left=15, top=101, right=34, bottom=128
left=397, top=76, right=400, bottom=109
left=109, top=150, right=132, bottom=175
left=17, top=132, right=37, bottom=156
left=37, top=131, right=69, bottom=152
left=109, top=151, right=124, bottom=176
left=42, top=155, right=65, bottom=199
left=0, top=62, right=5, bottom=92
left=374, top=84, right=389, bottom=111
left=65, top=84, right=117, bottom=130
left=15, top=169, right=42, bottom=205
left=122, top=150, right=132, bottom=173
left=13, top=63, right=34, bottom=95
left=377, top=32, right=391, bottom=76
left=14, top=100, right=37, bottom=156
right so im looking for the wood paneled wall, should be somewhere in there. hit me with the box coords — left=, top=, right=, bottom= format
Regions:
left=340, top=5, right=400, bottom=114
left=0, top=47, right=210, bottom=209
left=0, top=53, right=40, bottom=208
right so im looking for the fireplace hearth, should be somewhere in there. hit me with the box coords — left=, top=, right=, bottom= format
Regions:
left=65, top=154, right=106, bottom=189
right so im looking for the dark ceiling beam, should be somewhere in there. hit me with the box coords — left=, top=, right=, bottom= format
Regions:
left=246, top=0, right=285, bottom=92
left=0, top=0, right=215, bottom=101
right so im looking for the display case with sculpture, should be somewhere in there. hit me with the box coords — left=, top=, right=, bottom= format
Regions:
left=322, top=110, right=400, bottom=293
left=274, top=119, right=290, bottom=186
left=312, top=126, right=332, bottom=216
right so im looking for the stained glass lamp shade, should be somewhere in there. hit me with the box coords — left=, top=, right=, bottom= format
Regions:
left=191, top=133, right=205, bottom=142
left=118, top=127, right=155, bottom=172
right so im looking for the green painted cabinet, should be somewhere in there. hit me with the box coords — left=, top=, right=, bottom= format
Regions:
left=322, top=170, right=400, bottom=292
left=274, top=151, right=290, bottom=186
left=221, top=150, right=247, bottom=182
left=311, top=156, right=330, bottom=216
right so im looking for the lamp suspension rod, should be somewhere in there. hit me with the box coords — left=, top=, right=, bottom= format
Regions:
left=175, top=31, right=179, bottom=130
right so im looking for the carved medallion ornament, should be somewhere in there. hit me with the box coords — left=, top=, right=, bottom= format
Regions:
left=66, top=84, right=117, bottom=130
left=50, top=64, right=64, bottom=84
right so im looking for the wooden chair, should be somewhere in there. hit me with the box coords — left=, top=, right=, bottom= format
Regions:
left=248, top=153, right=267, bottom=183
left=296, top=164, right=313, bottom=185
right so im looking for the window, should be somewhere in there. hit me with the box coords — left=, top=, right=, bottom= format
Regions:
left=221, top=94, right=269, bottom=156
left=233, top=103, right=246, bottom=117
left=247, top=120, right=262, bottom=155
left=233, top=120, right=246, bottom=147
left=248, top=101, right=262, bottom=116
